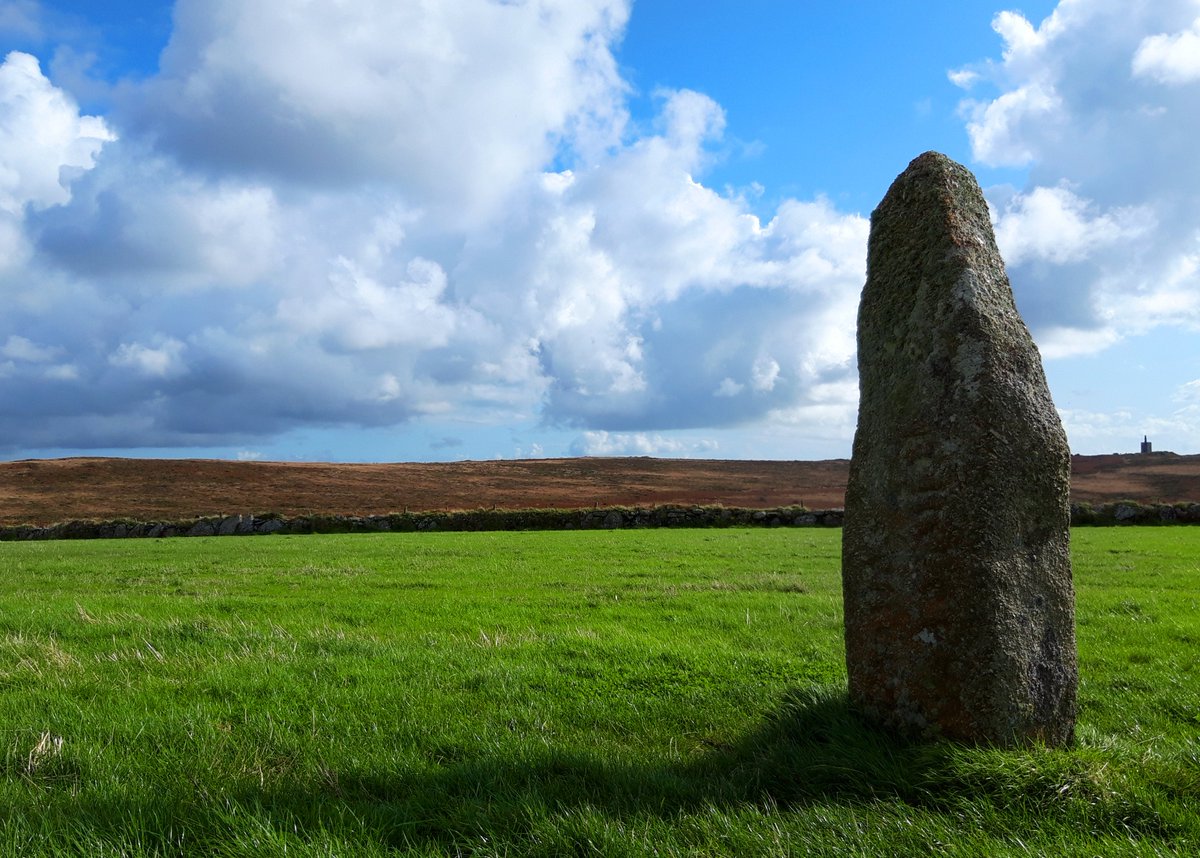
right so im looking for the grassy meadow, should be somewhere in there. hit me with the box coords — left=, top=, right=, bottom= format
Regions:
left=0, top=528, right=1196, bottom=856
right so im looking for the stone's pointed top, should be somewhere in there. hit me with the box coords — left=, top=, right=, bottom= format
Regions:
left=907, top=150, right=981, bottom=176
left=881, top=151, right=968, bottom=188
left=869, top=149, right=998, bottom=268
left=910, top=150, right=955, bottom=167
left=877, top=151, right=981, bottom=205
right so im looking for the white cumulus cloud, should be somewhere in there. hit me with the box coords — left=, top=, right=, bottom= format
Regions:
left=1, top=334, right=57, bottom=362
left=993, top=184, right=1155, bottom=266
left=1133, top=17, right=1200, bottom=84
left=132, top=0, right=630, bottom=225
left=953, top=0, right=1200, bottom=356
left=571, top=431, right=719, bottom=457
left=959, top=82, right=1061, bottom=168
left=0, top=51, right=114, bottom=215
left=109, top=339, right=186, bottom=379
left=279, top=256, right=458, bottom=353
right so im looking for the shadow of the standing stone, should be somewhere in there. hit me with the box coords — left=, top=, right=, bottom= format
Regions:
left=675, top=684, right=937, bottom=808
left=297, top=686, right=940, bottom=828
left=39, top=687, right=962, bottom=853
left=295, top=688, right=941, bottom=851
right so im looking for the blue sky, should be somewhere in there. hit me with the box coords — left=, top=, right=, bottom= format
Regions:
left=1, top=0, right=1198, bottom=463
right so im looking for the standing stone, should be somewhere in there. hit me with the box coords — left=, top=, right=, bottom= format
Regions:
left=842, top=152, right=1076, bottom=746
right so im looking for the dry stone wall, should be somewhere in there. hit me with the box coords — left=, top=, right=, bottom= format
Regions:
left=0, top=505, right=843, bottom=540
left=1, top=501, right=1194, bottom=541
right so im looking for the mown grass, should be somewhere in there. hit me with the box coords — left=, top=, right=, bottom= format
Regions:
left=0, top=528, right=1196, bottom=856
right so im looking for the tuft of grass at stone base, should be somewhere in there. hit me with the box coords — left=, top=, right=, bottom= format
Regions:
left=0, top=528, right=1196, bottom=856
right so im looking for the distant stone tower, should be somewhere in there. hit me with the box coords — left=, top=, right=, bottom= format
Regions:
left=1141, top=436, right=1152, bottom=454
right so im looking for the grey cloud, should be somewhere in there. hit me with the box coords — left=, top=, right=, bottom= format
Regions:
left=542, top=286, right=854, bottom=431
left=0, top=331, right=421, bottom=451
left=1006, top=259, right=1110, bottom=332
left=30, top=147, right=281, bottom=290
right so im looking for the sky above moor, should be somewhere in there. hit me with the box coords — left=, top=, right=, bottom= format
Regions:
left=2, top=0, right=1199, bottom=463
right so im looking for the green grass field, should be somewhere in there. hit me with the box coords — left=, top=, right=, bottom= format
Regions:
left=1, top=528, right=1197, bottom=856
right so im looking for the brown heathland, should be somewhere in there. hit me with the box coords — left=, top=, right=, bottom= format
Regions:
left=0, top=453, right=1196, bottom=527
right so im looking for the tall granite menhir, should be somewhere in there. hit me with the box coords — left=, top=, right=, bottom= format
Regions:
left=842, top=152, right=1077, bottom=746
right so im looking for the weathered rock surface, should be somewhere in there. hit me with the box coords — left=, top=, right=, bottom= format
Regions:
left=842, top=151, right=1077, bottom=746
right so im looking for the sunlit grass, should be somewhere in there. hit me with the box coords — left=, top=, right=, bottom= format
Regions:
left=0, top=528, right=1196, bottom=856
